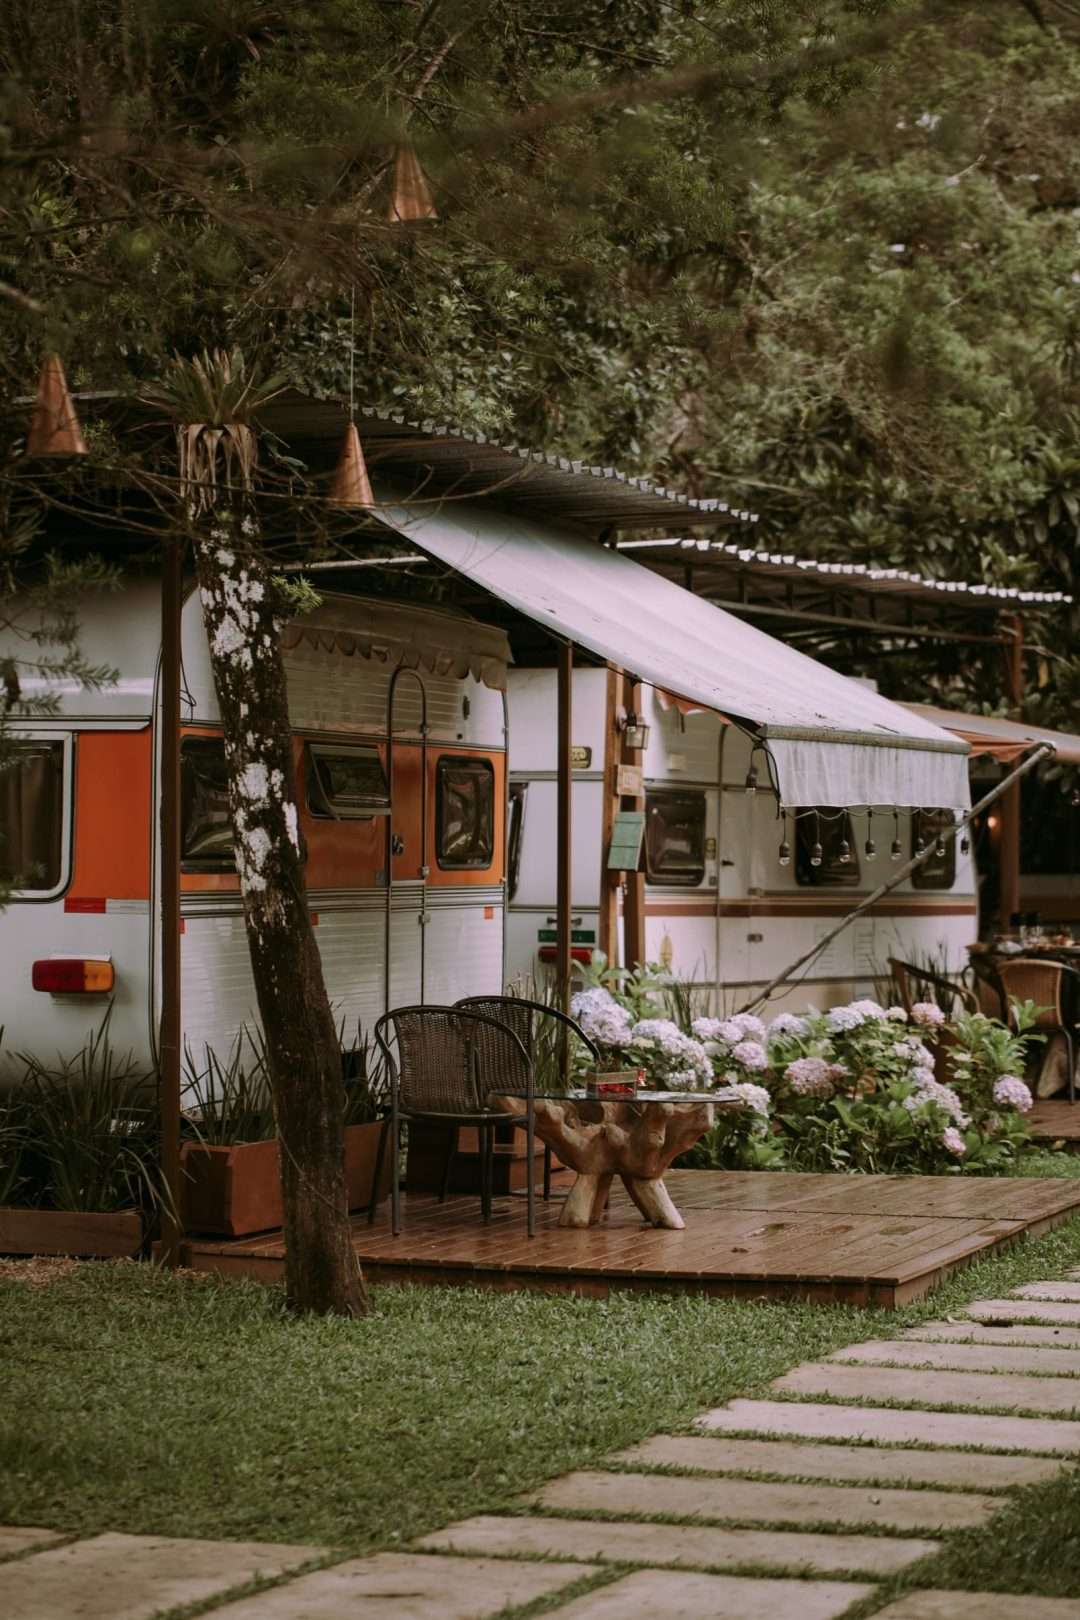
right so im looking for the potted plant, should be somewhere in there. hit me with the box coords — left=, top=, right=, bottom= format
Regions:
left=179, top=1024, right=390, bottom=1237
left=0, top=1015, right=161, bottom=1258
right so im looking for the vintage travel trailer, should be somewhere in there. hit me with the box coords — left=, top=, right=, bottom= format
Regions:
left=505, top=668, right=977, bottom=1013
left=0, top=580, right=513, bottom=1068
left=1, top=492, right=982, bottom=1068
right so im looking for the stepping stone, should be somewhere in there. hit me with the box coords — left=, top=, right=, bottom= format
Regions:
left=416, top=1513, right=939, bottom=1577
left=611, top=1434, right=1059, bottom=1490
left=695, top=1398, right=1080, bottom=1454
left=0, top=1532, right=320, bottom=1620
left=537, top=1569, right=873, bottom=1619
left=966, top=1299, right=1080, bottom=1326
left=909, top=1321, right=1080, bottom=1350
left=874, top=1592, right=1080, bottom=1619
left=525, top=1469, right=996, bottom=1532
left=774, top=1361, right=1080, bottom=1415
left=207, top=1552, right=591, bottom=1619
left=1013, top=1282, right=1080, bottom=1302
left=0, top=1527, right=64, bottom=1560
left=832, top=1339, right=1080, bottom=1376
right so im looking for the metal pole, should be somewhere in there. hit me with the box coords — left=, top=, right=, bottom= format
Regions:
left=999, top=615, right=1024, bottom=928
left=741, top=743, right=1054, bottom=1013
left=159, top=538, right=183, bottom=1267
left=556, top=641, right=573, bottom=1040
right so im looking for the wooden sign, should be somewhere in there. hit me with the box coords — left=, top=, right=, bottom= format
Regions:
left=615, top=763, right=643, bottom=796
left=571, top=745, right=593, bottom=769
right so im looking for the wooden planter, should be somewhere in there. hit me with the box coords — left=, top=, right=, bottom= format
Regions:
left=180, top=1121, right=391, bottom=1238
left=0, top=1206, right=144, bottom=1259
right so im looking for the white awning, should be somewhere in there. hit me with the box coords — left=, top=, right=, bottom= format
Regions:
left=377, top=500, right=970, bottom=810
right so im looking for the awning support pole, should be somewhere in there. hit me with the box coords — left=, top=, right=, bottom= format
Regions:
left=740, top=743, right=1054, bottom=1014
left=556, top=641, right=573, bottom=1073
left=999, top=615, right=1024, bottom=927
left=159, top=538, right=183, bottom=1267
left=623, top=679, right=647, bottom=971
left=599, top=667, right=621, bottom=966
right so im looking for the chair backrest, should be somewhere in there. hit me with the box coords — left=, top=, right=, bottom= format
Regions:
left=374, top=1005, right=530, bottom=1113
left=456, top=995, right=600, bottom=1092
left=995, top=958, right=1066, bottom=1028
left=889, top=959, right=977, bottom=1018
left=968, top=955, right=1006, bottom=1020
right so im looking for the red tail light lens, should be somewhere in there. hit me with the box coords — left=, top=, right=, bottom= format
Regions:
left=32, top=958, right=115, bottom=993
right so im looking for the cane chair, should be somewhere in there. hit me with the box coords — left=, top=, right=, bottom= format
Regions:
left=968, top=954, right=1007, bottom=1021
left=373, top=1005, right=537, bottom=1238
left=889, top=959, right=978, bottom=1019
left=995, top=957, right=1080, bottom=1103
left=456, top=995, right=600, bottom=1199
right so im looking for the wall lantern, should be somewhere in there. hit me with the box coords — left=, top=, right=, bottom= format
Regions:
left=621, top=712, right=651, bottom=752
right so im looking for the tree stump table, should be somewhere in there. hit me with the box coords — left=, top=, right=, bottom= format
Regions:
left=491, top=1092, right=719, bottom=1229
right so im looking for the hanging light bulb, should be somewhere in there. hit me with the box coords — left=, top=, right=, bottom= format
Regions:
left=778, top=810, right=791, bottom=866
left=1072, top=789, right=1080, bottom=808
left=936, top=838, right=947, bottom=859
left=891, top=810, right=903, bottom=862
left=810, top=811, right=823, bottom=868
left=960, top=833, right=970, bottom=855
left=745, top=760, right=758, bottom=796
left=838, top=835, right=852, bottom=864
left=864, top=812, right=877, bottom=861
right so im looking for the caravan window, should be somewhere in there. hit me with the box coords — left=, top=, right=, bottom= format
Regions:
left=645, top=789, right=706, bottom=887
left=181, top=738, right=235, bottom=872
left=508, top=781, right=527, bottom=900
left=307, top=744, right=390, bottom=819
left=437, top=756, right=495, bottom=869
left=0, top=741, right=65, bottom=895
left=911, top=808, right=956, bottom=890
left=795, top=808, right=860, bottom=887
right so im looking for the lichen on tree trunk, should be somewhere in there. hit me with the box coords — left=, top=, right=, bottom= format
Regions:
left=190, top=503, right=367, bottom=1316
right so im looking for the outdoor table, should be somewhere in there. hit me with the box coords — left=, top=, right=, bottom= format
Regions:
left=490, top=1089, right=738, bottom=1230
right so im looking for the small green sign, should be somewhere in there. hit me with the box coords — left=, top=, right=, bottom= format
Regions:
left=607, top=809, right=646, bottom=871
left=538, top=928, right=596, bottom=944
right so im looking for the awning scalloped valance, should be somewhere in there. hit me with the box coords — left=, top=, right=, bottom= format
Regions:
left=281, top=595, right=511, bottom=691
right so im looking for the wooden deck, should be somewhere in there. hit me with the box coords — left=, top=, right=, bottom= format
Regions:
left=181, top=1170, right=1080, bottom=1308
left=1030, top=1099, right=1080, bottom=1150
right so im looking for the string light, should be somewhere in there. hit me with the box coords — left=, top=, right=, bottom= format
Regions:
left=838, top=835, right=852, bottom=864
left=864, top=811, right=877, bottom=862
left=745, top=761, right=758, bottom=796
left=891, top=809, right=903, bottom=862
left=810, top=810, right=823, bottom=868
left=777, top=809, right=791, bottom=867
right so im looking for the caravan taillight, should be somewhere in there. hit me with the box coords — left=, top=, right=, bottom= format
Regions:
left=32, top=958, right=115, bottom=994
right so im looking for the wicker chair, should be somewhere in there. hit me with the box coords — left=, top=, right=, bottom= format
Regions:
left=456, top=995, right=600, bottom=1200
left=373, top=1005, right=537, bottom=1238
left=995, top=957, right=1080, bottom=1103
left=889, top=959, right=978, bottom=1019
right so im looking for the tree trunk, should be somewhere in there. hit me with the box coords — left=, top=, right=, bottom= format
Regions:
left=190, top=504, right=367, bottom=1316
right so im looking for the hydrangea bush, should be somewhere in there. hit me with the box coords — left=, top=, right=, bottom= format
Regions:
left=569, top=955, right=1044, bottom=1177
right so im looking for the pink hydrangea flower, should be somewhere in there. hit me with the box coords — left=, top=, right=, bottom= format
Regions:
left=911, top=1001, right=946, bottom=1028
left=942, top=1126, right=967, bottom=1156
left=784, top=1056, right=835, bottom=1098
left=993, top=1075, right=1034, bottom=1113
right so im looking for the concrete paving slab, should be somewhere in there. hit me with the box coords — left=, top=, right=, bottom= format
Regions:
left=832, top=1339, right=1080, bottom=1376
left=695, top=1398, right=1080, bottom=1453
left=1013, top=1282, right=1080, bottom=1302
left=206, top=1553, right=591, bottom=1619
left=537, top=1568, right=873, bottom=1619
left=0, top=1527, right=65, bottom=1560
left=874, top=1591, right=1080, bottom=1619
left=415, top=1513, right=939, bottom=1577
left=965, top=1299, right=1080, bottom=1326
left=774, top=1361, right=1080, bottom=1415
left=525, top=1468, right=996, bottom=1532
left=0, top=1532, right=320, bottom=1620
left=908, top=1321, right=1080, bottom=1350
left=610, top=1434, right=1059, bottom=1490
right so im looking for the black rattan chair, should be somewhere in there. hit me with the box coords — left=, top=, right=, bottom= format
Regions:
left=373, top=1005, right=537, bottom=1238
left=995, top=957, right=1080, bottom=1103
left=455, top=995, right=600, bottom=1200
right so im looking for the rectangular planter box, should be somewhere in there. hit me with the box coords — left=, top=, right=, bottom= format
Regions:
left=181, top=1121, right=391, bottom=1238
left=0, top=1207, right=143, bottom=1258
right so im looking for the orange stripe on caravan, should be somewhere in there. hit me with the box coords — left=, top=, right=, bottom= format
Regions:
left=70, top=731, right=152, bottom=901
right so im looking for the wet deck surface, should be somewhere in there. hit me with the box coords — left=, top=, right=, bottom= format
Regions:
left=181, top=1170, right=1080, bottom=1308
left=1030, top=1099, right=1080, bottom=1149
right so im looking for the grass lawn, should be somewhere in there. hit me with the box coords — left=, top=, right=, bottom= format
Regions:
left=5, top=1211, right=1080, bottom=1568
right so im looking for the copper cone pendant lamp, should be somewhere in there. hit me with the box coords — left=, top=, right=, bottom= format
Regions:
left=388, top=144, right=438, bottom=224
left=26, top=353, right=88, bottom=457
left=327, top=420, right=374, bottom=508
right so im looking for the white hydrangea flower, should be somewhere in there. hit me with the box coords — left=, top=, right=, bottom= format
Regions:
left=718, top=1080, right=771, bottom=1116
left=766, top=1013, right=810, bottom=1039
left=993, top=1075, right=1034, bottom=1114
left=849, top=999, right=887, bottom=1020
left=731, top=1040, right=768, bottom=1073
left=886, top=1005, right=909, bottom=1022
left=570, top=987, right=634, bottom=1049
left=784, top=1056, right=835, bottom=1098
left=911, top=1001, right=946, bottom=1027
left=826, top=1004, right=865, bottom=1032
left=942, top=1126, right=967, bottom=1156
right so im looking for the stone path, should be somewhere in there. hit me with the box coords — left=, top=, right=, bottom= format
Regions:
left=7, top=1272, right=1080, bottom=1618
